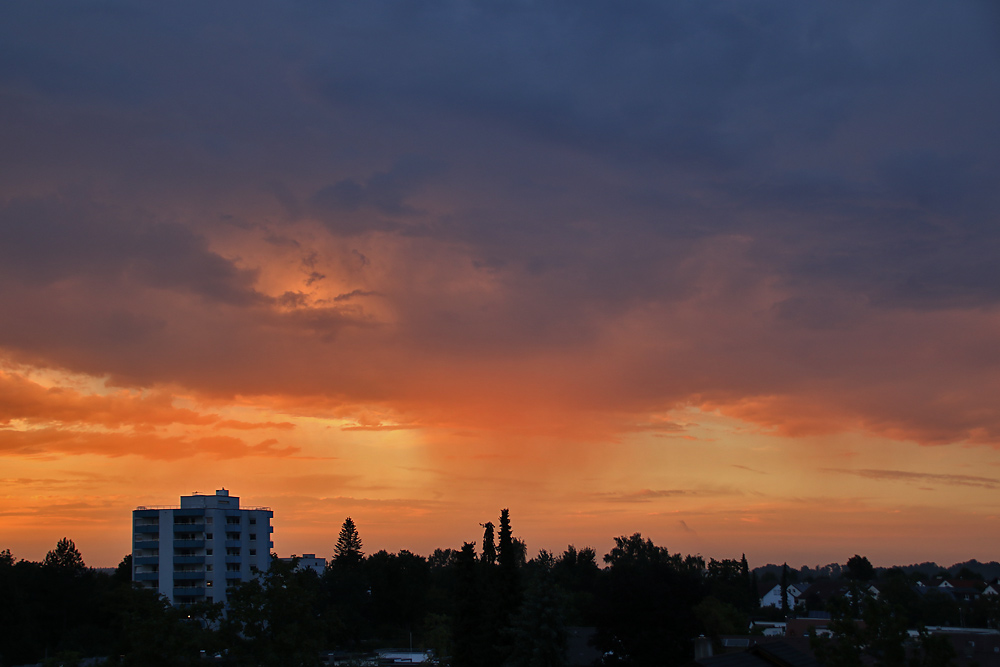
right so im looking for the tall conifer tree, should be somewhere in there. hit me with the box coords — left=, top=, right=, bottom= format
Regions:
left=481, top=522, right=497, bottom=566
left=334, top=517, right=364, bottom=566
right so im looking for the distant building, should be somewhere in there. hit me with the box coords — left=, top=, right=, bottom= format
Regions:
left=132, top=488, right=273, bottom=606
left=279, top=553, right=326, bottom=576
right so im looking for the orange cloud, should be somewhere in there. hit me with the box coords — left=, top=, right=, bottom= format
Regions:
left=0, top=428, right=299, bottom=460
left=0, top=370, right=217, bottom=428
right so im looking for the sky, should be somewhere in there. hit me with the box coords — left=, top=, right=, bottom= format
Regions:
left=2, top=1, right=1000, bottom=569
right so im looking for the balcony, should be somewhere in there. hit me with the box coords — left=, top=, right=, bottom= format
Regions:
left=173, top=556, right=205, bottom=565
left=134, top=524, right=160, bottom=533
left=173, top=571, right=205, bottom=581
left=173, top=523, right=205, bottom=532
left=134, top=572, right=159, bottom=581
left=173, top=539, right=205, bottom=549
left=225, top=555, right=242, bottom=564
left=134, top=556, right=159, bottom=566
left=173, top=587, right=206, bottom=597
left=225, top=571, right=242, bottom=579
left=133, top=540, right=159, bottom=550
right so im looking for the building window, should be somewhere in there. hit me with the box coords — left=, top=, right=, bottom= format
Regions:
left=206, top=517, right=213, bottom=524
left=206, top=580, right=213, bottom=587
left=206, top=549, right=213, bottom=555
left=249, top=518, right=256, bottom=525
left=249, top=534, right=256, bottom=541
left=206, top=533, right=213, bottom=539
left=249, top=549, right=256, bottom=556
left=207, top=564, right=213, bottom=571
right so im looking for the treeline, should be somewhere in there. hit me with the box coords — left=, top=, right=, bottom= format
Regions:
left=0, top=512, right=760, bottom=667
left=213, top=513, right=763, bottom=667
left=2, top=513, right=997, bottom=667
left=753, top=559, right=1000, bottom=584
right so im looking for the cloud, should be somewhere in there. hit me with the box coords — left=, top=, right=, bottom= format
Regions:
left=0, top=0, right=997, bottom=454
left=596, top=489, right=741, bottom=504
left=0, top=197, right=265, bottom=306
left=826, top=468, right=1000, bottom=490
left=213, top=419, right=295, bottom=431
left=0, top=428, right=299, bottom=460
left=0, top=370, right=217, bottom=428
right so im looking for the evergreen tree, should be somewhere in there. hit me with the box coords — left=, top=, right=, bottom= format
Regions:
left=452, top=542, right=483, bottom=667
left=493, top=509, right=522, bottom=667
left=780, top=563, right=789, bottom=616
left=498, top=509, right=514, bottom=570
left=334, top=517, right=364, bottom=566
left=482, top=522, right=497, bottom=566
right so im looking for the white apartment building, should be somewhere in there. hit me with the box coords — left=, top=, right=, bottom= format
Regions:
left=132, top=489, right=274, bottom=606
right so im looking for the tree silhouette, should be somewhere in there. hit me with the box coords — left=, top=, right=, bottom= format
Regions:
left=43, top=537, right=85, bottom=575
left=780, top=563, right=790, bottom=615
left=504, top=563, right=568, bottom=667
left=498, top=510, right=514, bottom=569
left=845, top=554, right=874, bottom=582
left=482, top=522, right=497, bottom=566
left=595, top=533, right=705, bottom=666
left=334, top=517, right=364, bottom=566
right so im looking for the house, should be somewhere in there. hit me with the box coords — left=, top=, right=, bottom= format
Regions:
left=759, top=582, right=805, bottom=609
left=938, top=579, right=986, bottom=603
left=132, top=488, right=274, bottom=607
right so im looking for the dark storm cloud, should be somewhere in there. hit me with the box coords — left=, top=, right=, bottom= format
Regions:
left=0, top=196, right=264, bottom=306
left=1, top=0, right=999, bottom=446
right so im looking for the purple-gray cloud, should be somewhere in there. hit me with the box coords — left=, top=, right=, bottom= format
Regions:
left=0, top=1, right=999, bottom=445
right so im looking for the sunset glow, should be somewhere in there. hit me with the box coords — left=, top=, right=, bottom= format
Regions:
left=2, top=1, right=999, bottom=569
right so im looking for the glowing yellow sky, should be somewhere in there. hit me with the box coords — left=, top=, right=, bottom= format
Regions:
left=2, top=360, right=998, bottom=568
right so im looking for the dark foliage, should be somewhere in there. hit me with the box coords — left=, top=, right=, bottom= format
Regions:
left=1, top=534, right=989, bottom=666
